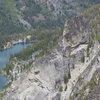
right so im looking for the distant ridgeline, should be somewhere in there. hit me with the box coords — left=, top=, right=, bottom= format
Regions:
left=0, top=0, right=100, bottom=35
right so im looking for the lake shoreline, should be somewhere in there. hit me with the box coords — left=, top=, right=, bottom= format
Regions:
left=0, top=42, right=33, bottom=90
left=0, top=41, right=34, bottom=51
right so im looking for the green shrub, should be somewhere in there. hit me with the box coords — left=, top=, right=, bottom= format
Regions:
left=64, top=71, right=71, bottom=84
left=81, top=54, right=85, bottom=63
left=96, top=34, right=100, bottom=42
left=68, top=71, right=71, bottom=79
left=64, top=85, right=67, bottom=91
left=91, top=33, right=95, bottom=39
left=72, top=65, right=75, bottom=69
left=87, top=37, right=93, bottom=54
left=64, top=75, right=68, bottom=84
left=59, top=86, right=63, bottom=92
left=0, top=82, right=12, bottom=99
left=89, top=75, right=97, bottom=91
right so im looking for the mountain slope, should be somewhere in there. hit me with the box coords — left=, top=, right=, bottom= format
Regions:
left=1, top=4, right=100, bottom=100
left=0, top=0, right=100, bottom=35
left=16, top=0, right=100, bottom=29
left=69, top=4, right=100, bottom=100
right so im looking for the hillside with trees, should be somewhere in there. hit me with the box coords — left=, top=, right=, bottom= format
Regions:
left=0, top=0, right=100, bottom=35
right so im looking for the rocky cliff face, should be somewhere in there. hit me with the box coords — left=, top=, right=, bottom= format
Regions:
left=3, top=5, right=100, bottom=100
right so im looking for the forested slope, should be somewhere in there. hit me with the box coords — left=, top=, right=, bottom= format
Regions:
left=0, top=0, right=100, bottom=35
left=0, top=0, right=25, bottom=35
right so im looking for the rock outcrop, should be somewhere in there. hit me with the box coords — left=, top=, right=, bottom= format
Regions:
left=63, top=16, right=90, bottom=47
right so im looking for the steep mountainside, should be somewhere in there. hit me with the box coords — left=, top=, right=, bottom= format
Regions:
left=0, top=0, right=100, bottom=35
left=16, top=0, right=100, bottom=29
left=1, top=4, right=100, bottom=100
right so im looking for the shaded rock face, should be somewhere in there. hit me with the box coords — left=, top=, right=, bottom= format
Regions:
left=63, top=46, right=72, bottom=57
left=63, top=16, right=91, bottom=47
left=4, top=15, right=100, bottom=100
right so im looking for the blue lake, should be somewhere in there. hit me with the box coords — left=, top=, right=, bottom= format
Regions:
left=0, top=42, right=32, bottom=90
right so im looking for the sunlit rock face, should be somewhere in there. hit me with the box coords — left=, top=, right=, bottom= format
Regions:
left=63, top=16, right=91, bottom=57
left=63, top=16, right=91, bottom=48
